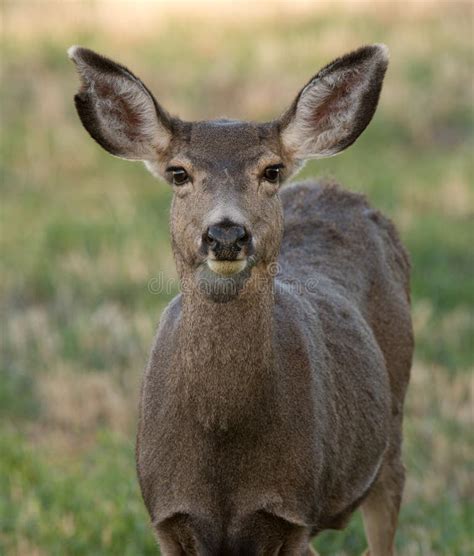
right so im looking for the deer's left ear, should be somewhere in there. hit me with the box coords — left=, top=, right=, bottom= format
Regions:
left=68, top=46, right=173, bottom=161
left=279, top=44, right=389, bottom=160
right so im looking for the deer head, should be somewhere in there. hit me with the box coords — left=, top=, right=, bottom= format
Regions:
left=69, top=44, right=388, bottom=302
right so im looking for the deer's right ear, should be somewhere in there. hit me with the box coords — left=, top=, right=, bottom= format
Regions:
left=68, top=46, right=172, bottom=161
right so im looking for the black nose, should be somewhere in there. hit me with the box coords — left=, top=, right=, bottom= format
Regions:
left=203, top=222, right=251, bottom=258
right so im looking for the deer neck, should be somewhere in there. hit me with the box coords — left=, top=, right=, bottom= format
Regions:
left=176, top=269, right=276, bottom=431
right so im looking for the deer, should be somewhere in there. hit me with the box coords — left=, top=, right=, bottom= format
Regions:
left=68, top=43, right=413, bottom=556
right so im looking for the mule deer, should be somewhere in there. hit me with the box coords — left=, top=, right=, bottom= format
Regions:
left=69, top=44, right=413, bottom=555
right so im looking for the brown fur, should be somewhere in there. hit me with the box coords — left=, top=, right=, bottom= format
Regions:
left=69, top=44, right=413, bottom=555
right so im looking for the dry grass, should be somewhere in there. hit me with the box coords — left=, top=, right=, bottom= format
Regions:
left=406, top=362, right=473, bottom=499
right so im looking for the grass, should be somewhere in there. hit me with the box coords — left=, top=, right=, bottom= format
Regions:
left=1, top=1, right=473, bottom=555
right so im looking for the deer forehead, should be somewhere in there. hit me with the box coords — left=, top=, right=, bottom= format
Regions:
left=172, top=119, right=281, bottom=173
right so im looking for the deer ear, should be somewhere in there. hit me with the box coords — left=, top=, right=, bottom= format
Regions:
left=279, top=44, right=389, bottom=160
left=68, top=46, right=173, bottom=161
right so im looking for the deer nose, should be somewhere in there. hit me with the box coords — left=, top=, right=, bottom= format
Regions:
left=203, top=222, right=251, bottom=258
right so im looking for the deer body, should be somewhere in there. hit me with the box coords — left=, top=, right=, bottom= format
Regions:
left=70, top=44, right=413, bottom=555
left=137, top=182, right=411, bottom=553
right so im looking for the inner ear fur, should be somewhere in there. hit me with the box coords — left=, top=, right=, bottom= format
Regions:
left=68, top=46, right=173, bottom=161
left=279, top=44, right=389, bottom=160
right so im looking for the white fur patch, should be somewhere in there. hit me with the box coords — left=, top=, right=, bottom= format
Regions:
left=207, top=259, right=247, bottom=276
left=204, top=203, right=248, bottom=230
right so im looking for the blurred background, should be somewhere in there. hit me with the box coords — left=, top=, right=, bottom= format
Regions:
left=1, top=1, right=472, bottom=554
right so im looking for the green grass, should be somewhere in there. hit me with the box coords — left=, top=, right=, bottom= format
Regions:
left=1, top=2, right=473, bottom=555
left=0, top=430, right=157, bottom=556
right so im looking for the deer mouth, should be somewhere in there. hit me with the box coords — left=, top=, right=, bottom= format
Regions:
left=206, top=258, right=247, bottom=276
left=197, top=256, right=256, bottom=302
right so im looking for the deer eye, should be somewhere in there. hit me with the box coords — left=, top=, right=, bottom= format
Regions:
left=263, top=164, right=283, bottom=184
left=167, top=167, right=190, bottom=186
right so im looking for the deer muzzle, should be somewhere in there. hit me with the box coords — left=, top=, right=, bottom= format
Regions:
left=202, top=221, right=252, bottom=276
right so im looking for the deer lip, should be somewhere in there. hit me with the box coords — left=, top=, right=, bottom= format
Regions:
left=206, top=258, right=247, bottom=276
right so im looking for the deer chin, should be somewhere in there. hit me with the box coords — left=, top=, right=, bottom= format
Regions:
left=207, top=259, right=247, bottom=277
left=195, top=259, right=254, bottom=303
